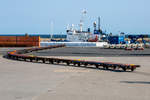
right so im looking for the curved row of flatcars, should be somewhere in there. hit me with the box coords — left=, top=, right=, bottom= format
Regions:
left=5, top=45, right=141, bottom=72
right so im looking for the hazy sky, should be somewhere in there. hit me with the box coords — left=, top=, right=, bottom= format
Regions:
left=0, top=0, right=150, bottom=34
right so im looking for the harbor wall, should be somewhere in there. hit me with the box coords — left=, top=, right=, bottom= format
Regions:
left=40, top=42, right=108, bottom=47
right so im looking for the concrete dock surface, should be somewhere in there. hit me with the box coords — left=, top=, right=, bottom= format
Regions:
left=29, top=47, right=150, bottom=57
left=0, top=55, right=150, bottom=100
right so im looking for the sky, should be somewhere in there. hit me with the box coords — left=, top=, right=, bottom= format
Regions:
left=0, top=0, right=150, bottom=34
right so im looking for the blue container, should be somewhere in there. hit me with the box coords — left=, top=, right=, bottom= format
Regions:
left=108, top=36, right=125, bottom=44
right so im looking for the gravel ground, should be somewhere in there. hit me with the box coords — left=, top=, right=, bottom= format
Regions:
left=0, top=56, right=150, bottom=100
left=0, top=47, right=150, bottom=100
left=0, top=47, right=28, bottom=55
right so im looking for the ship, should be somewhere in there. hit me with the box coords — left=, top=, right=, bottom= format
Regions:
left=66, top=10, right=104, bottom=42
left=40, top=10, right=108, bottom=47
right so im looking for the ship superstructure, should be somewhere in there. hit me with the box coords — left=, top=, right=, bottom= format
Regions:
left=66, top=10, right=102, bottom=42
left=66, top=24, right=92, bottom=42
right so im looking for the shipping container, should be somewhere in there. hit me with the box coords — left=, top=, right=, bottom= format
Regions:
left=0, top=36, right=40, bottom=47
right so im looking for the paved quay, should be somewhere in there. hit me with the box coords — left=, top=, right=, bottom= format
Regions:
left=29, top=47, right=150, bottom=57
left=0, top=55, right=150, bottom=100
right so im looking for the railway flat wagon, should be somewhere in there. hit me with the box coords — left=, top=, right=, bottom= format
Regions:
left=6, top=44, right=141, bottom=72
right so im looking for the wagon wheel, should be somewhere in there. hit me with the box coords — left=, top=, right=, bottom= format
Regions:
left=35, top=58, right=38, bottom=62
left=73, top=63, right=76, bottom=66
left=105, top=66, right=109, bottom=70
left=42, top=59, right=45, bottom=63
left=103, top=65, right=108, bottom=70
left=131, top=67, right=136, bottom=72
left=66, top=62, right=70, bottom=66
left=24, top=58, right=26, bottom=61
left=56, top=60, right=60, bottom=64
left=84, top=63, right=88, bottom=67
left=77, top=63, right=80, bottom=67
left=122, top=67, right=127, bottom=71
left=95, top=65, right=99, bottom=68
left=113, top=66, right=117, bottom=70
left=30, top=58, right=33, bottom=62
left=103, top=65, right=106, bottom=69
left=50, top=60, right=54, bottom=64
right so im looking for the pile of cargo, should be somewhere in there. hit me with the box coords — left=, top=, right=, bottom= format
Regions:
left=104, top=44, right=144, bottom=50
left=0, top=36, right=40, bottom=47
left=144, top=43, right=150, bottom=48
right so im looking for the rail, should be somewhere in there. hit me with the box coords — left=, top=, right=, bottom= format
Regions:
left=5, top=44, right=141, bottom=72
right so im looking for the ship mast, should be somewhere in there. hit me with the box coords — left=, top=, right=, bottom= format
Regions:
left=98, top=17, right=100, bottom=31
left=50, top=21, right=54, bottom=39
left=79, top=9, right=87, bottom=32
left=98, top=16, right=102, bottom=34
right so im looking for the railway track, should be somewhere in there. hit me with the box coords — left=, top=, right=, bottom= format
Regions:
left=5, top=45, right=140, bottom=72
